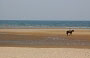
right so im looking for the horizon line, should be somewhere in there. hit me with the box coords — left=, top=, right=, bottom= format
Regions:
left=0, top=19, right=90, bottom=21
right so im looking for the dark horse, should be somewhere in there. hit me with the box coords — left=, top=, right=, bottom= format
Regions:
left=66, top=30, right=74, bottom=36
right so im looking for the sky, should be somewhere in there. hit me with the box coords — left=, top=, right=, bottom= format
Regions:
left=0, top=0, right=90, bottom=21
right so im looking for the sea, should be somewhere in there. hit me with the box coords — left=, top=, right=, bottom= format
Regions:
left=0, top=20, right=90, bottom=29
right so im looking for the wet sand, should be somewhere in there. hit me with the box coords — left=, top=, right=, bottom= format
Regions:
left=0, top=29, right=90, bottom=48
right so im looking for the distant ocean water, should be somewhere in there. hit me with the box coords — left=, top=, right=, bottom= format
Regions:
left=0, top=20, right=90, bottom=29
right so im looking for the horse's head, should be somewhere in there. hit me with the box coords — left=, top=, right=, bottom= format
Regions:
left=72, top=30, right=74, bottom=32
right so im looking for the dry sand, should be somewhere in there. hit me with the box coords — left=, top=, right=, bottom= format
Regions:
left=0, top=47, right=90, bottom=58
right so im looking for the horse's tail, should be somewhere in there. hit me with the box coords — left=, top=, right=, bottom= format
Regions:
left=66, top=31, right=68, bottom=35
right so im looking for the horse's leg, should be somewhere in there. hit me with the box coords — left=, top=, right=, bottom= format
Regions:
left=70, top=32, right=72, bottom=36
left=67, top=33, right=68, bottom=36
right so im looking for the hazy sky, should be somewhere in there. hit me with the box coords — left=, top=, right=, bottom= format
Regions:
left=0, top=0, right=90, bottom=21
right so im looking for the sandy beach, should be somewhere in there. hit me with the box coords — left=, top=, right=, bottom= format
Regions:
left=0, top=47, right=90, bottom=58
left=0, top=29, right=90, bottom=47
left=0, top=29, right=90, bottom=58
